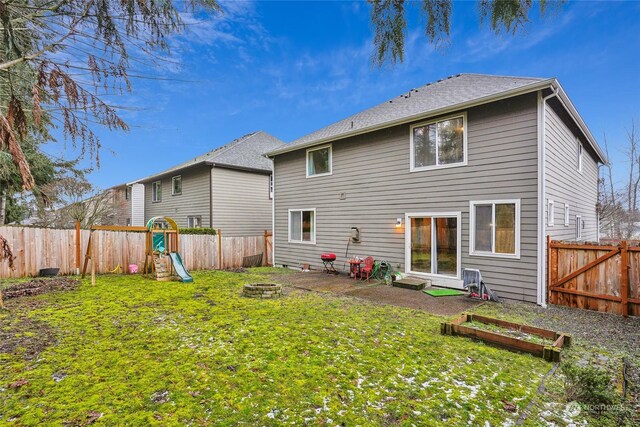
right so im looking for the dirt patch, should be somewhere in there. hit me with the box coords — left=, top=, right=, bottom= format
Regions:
left=273, top=271, right=380, bottom=294
left=0, top=314, right=55, bottom=359
left=274, top=271, right=484, bottom=316
left=225, top=268, right=248, bottom=273
left=345, top=285, right=484, bottom=316
left=1, top=277, right=79, bottom=301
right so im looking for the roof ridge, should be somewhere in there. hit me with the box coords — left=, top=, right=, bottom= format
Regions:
left=457, top=72, right=548, bottom=81
left=207, top=131, right=260, bottom=161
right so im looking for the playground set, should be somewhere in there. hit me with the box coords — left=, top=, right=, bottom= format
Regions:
left=81, top=216, right=193, bottom=284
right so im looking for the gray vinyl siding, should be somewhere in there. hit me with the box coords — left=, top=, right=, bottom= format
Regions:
left=544, top=103, right=599, bottom=241
left=274, top=93, right=540, bottom=302
left=211, top=167, right=272, bottom=237
left=144, top=165, right=211, bottom=228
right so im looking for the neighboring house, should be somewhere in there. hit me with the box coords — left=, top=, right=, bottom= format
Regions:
left=266, top=74, right=605, bottom=305
left=128, top=131, right=285, bottom=236
left=107, top=184, right=132, bottom=226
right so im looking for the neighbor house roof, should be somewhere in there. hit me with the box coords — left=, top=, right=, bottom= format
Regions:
left=130, top=131, right=286, bottom=184
left=266, top=73, right=605, bottom=163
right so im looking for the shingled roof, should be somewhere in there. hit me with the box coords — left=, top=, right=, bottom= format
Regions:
left=132, top=131, right=285, bottom=184
left=266, top=73, right=604, bottom=162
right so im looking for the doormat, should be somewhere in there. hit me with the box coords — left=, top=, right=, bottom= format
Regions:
left=424, top=289, right=465, bottom=297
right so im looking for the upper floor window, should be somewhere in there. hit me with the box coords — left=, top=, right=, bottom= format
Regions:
left=269, top=174, right=274, bottom=199
left=411, top=113, right=466, bottom=171
left=152, top=181, right=162, bottom=202
left=564, top=204, right=570, bottom=227
left=306, top=145, right=332, bottom=177
left=577, top=140, right=583, bottom=172
left=125, top=186, right=130, bottom=200
left=172, top=175, right=182, bottom=195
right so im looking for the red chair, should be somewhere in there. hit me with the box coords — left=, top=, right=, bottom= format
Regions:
left=359, top=256, right=374, bottom=281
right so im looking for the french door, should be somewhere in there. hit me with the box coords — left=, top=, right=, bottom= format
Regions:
left=405, top=212, right=461, bottom=279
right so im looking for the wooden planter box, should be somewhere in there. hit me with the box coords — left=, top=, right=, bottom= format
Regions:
left=441, top=313, right=571, bottom=362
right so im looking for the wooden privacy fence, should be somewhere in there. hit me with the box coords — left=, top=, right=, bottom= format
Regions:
left=548, top=237, right=640, bottom=317
left=0, top=226, right=272, bottom=278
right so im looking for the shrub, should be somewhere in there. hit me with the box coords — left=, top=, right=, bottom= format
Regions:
left=562, top=360, right=615, bottom=407
left=179, top=227, right=217, bottom=235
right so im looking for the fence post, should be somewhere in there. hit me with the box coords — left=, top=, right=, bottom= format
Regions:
left=75, top=221, right=81, bottom=275
left=217, top=228, right=222, bottom=270
left=263, top=230, right=268, bottom=267
left=621, top=240, right=629, bottom=318
left=546, top=235, right=551, bottom=305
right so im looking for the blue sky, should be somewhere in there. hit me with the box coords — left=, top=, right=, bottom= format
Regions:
left=49, top=0, right=640, bottom=189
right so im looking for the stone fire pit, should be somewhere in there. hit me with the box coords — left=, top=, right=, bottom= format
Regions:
left=243, top=283, right=282, bottom=299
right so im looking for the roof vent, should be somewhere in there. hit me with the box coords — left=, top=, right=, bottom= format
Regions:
left=350, top=121, right=354, bottom=129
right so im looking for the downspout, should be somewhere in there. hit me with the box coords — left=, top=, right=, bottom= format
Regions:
left=209, top=165, right=213, bottom=228
left=537, top=86, right=558, bottom=307
left=271, top=158, right=276, bottom=266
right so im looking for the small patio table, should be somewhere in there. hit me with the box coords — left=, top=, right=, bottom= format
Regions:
left=348, top=259, right=362, bottom=280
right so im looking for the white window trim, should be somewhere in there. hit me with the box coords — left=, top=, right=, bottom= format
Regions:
left=404, top=211, right=463, bottom=282
left=409, top=112, right=468, bottom=173
left=577, top=139, right=583, bottom=173
left=576, top=215, right=583, bottom=240
left=547, top=199, right=555, bottom=227
left=564, top=204, right=570, bottom=227
left=152, top=180, right=161, bottom=203
left=172, top=175, right=182, bottom=196
left=469, top=199, right=521, bottom=259
left=306, top=144, right=332, bottom=178
left=288, top=208, right=316, bottom=244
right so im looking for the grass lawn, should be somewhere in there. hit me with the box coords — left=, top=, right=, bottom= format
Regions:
left=1, top=270, right=552, bottom=425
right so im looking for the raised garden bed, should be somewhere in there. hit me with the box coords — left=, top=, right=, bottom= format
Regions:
left=441, top=313, right=571, bottom=362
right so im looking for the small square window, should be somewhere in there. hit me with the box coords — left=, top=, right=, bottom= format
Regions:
left=306, top=145, right=332, bottom=177
left=269, top=174, right=274, bottom=199
left=576, top=215, right=583, bottom=240
left=187, top=216, right=201, bottom=228
left=172, top=176, right=182, bottom=195
left=152, top=181, right=162, bottom=202
left=547, top=200, right=555, bottom=227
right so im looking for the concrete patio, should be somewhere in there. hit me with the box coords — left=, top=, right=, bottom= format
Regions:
left=271, top=271, right=485, bottom=316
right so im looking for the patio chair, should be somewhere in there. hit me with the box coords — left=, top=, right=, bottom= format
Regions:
left=462, top=268, right=499, bottom=302
left=359, top=256, right=374, bottom=281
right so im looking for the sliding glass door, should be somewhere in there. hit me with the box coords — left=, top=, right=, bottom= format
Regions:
left=407, top=213, right=460, bottom=278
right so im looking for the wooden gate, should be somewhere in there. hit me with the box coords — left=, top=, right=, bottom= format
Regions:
left=547, top=237, right=640, bottom=317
